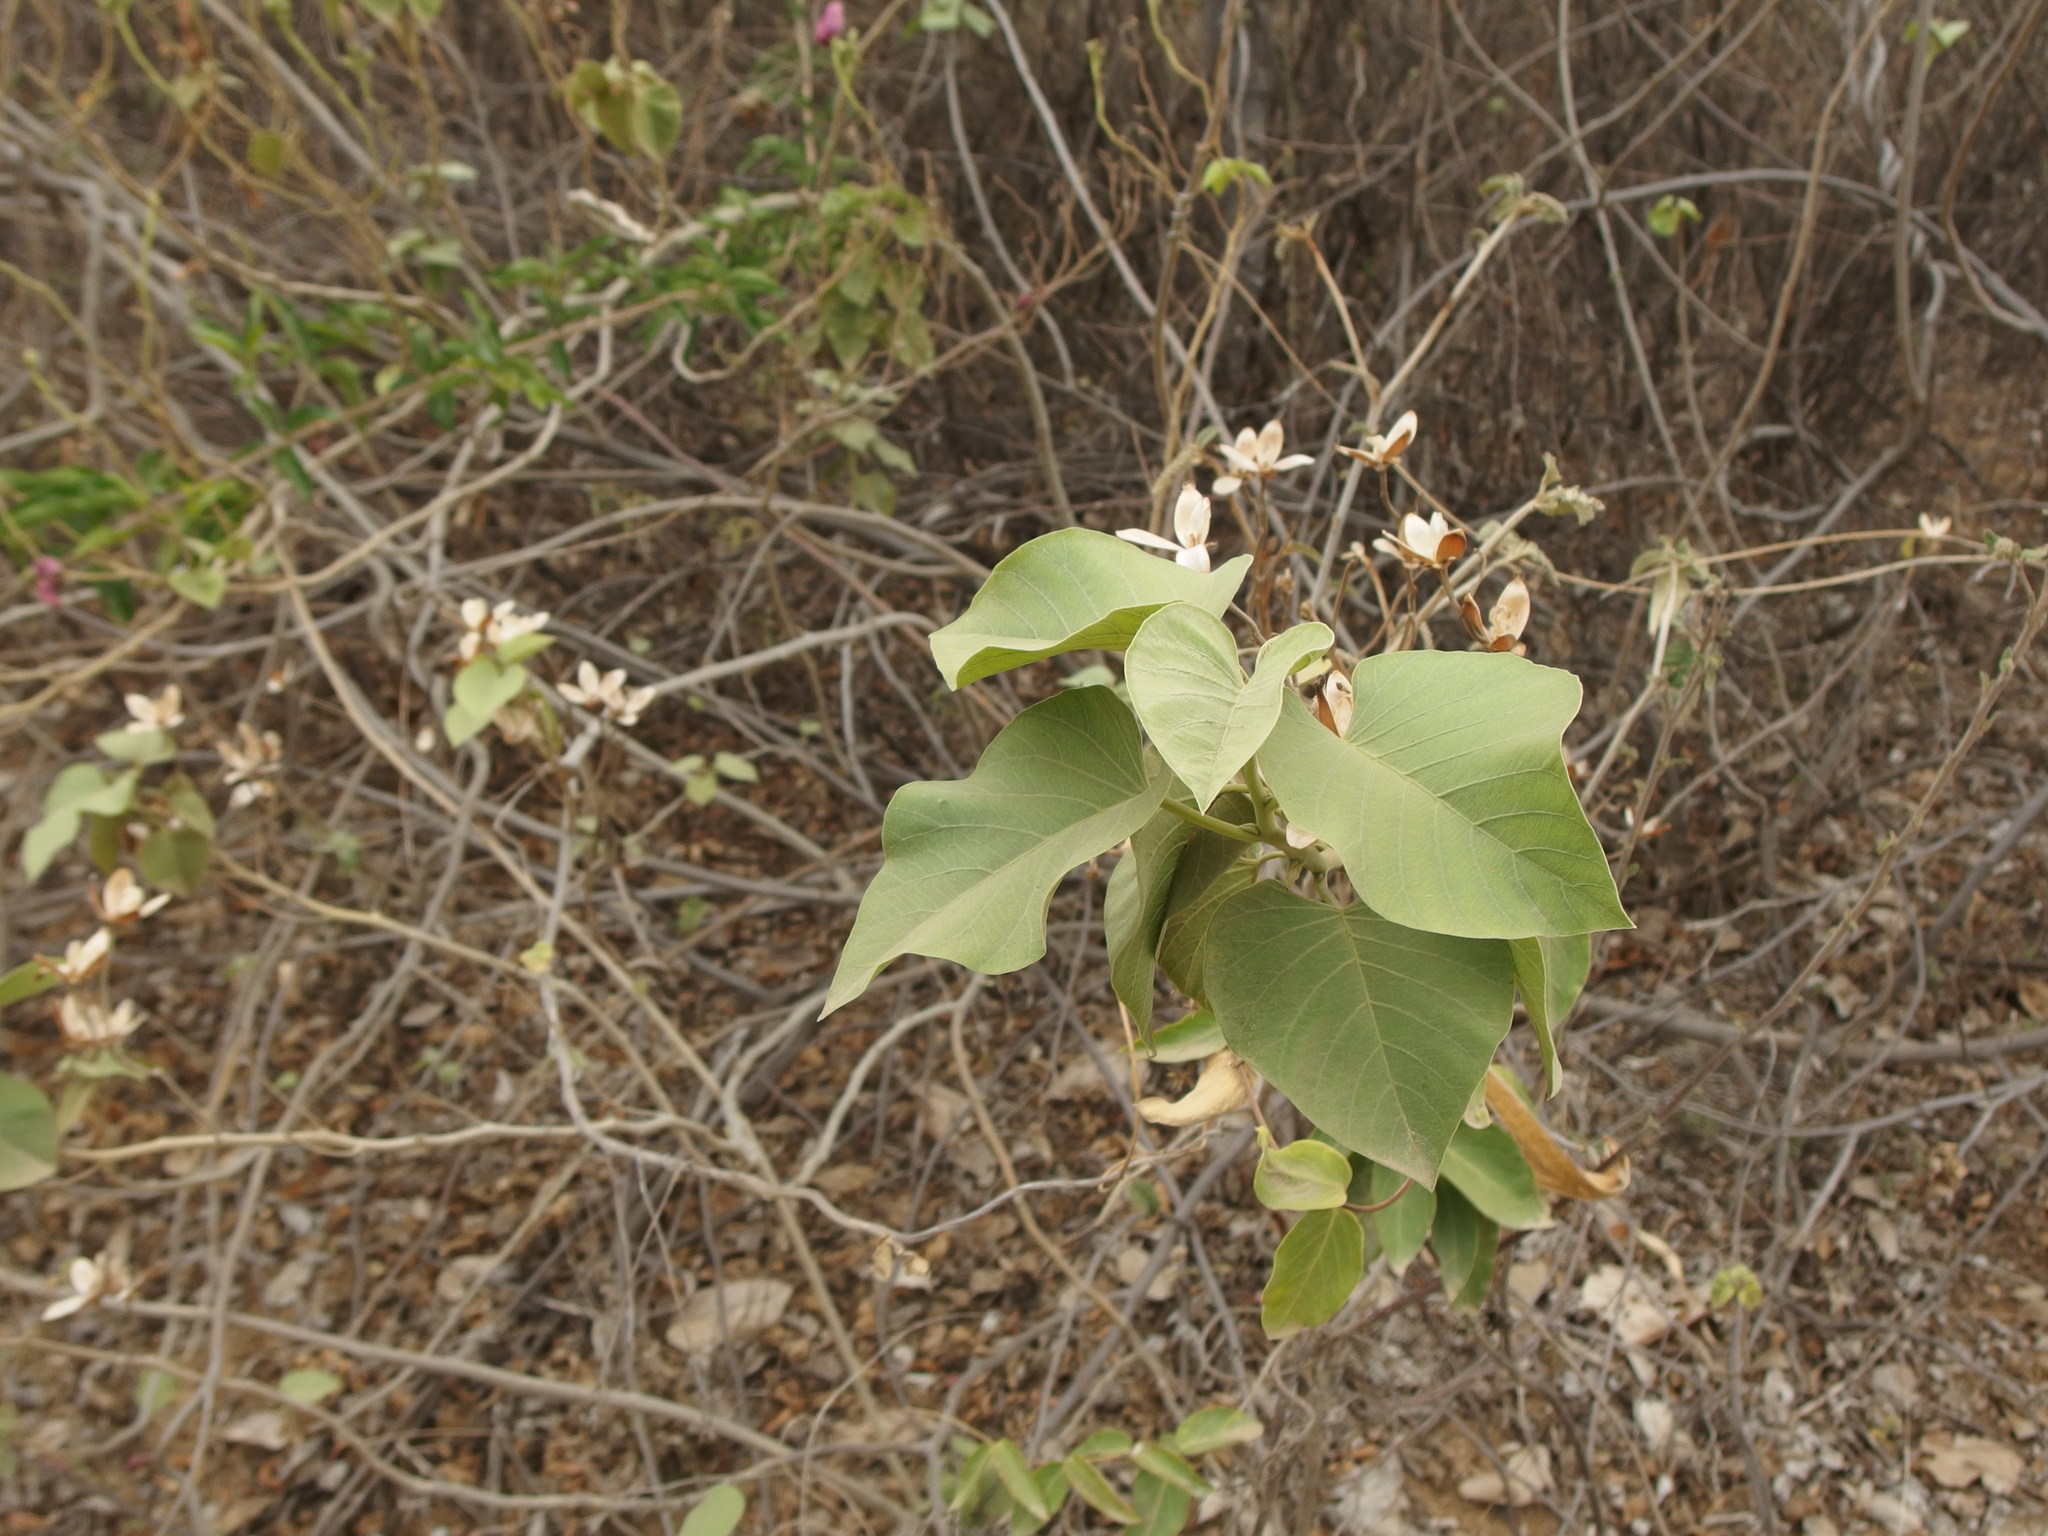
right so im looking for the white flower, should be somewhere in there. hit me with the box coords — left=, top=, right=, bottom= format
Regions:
left=1316, top=669, right=1354, bottom=736
left=218, top=721, right=283, bottom=807
left=1336, top=409, right=1419, bottom=469
left=45, top=927, right=113, bottom=986
left=41, top=1252, right=134, bottom=1321
left=557, top=661, right=655, bottom=728
left=122, top=685, right=184, bottom=733
left=1212, top=420, right=1313, bottom=497
left=1464, top=576, right=1531, bottom=654
left=1917, top=512, right=1952, bottom=540
left=457, top=599, right=551, bottom=662
left=1116, top=485, right=1213, bottom=573
left=1373, top=509, right=1467, bottom=568
left=93, top=869, right=170, bottom=925
left=57, top=993, right=141, bottom=1050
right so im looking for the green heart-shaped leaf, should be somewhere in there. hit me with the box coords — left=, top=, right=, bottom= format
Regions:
left=1262, top=653, right=1629, bottom=938
left=1439, top=1123, right=1549, bottom=1230
left=928, top=528, right=1250, bottom=689
left=0, top=1073, right=57, bottom=1191
left=1368, top=1161, right=1434, bottom=1274
left=1103, top=789, right=1195, bottom=1034
left=1126, top=605, right=1331, bottom=810
left=1509, top=933, right=1591, bottom=1097
left=1208, top=882, right=1514, bottom=1185
left=1253, top=1135, right=1354, bottom=1211
left=823, top=687, right=1170, bottom=1013
left=1260, top=1208, right=1363, bottom=1339
left=1430, top=1182, right=1498, bottom=1309
left=1154, top=792, right=1256, bottom=1007
left=445, top=656, right=528, bottom=746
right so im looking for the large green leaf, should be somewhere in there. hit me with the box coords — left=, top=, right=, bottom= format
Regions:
left=1509, top=933, right=1591, bottom=1097
left=1126, top=606, right=1332, bottom=809
left=824, top=688, right=1169, bottom=1013
left=1154, top=793, right=1256, bottom=1006
left=1208, top=882, right=1515, bottom=1185
left=927, top=528, right=1250, bottom=689
left=1369, top=1161, right=1434, bottom=1274
left=1260, top=1208, right=1364, bottom=1339
left=1439, top=1123, right=1549, bottom=1230
left=1104, top=792, right=1195, bottom=1035
left=1261, top=653, right=1629, bottom=938
left=0, top=1074, right=57, bottom=1191
left=1430, top=1183, right=1498, bottom=1309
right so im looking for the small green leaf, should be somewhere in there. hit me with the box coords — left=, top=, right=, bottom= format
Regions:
left=135, top=1367, right=179, bottom=1419
left=1262, top=655, right=1628, bottom=939
left=1209, top=882, right=1515, bottom=1185
left=824, top=689, right=1171, bottom=1013
left=679, top=1483, right=746, bottom=1536
left=1508, top=933, right=1590, bottom=1098
left=445, top=655, right=527, bottom=746
left=21, top=811, right=80, bottom=882
left=0, top=962, right=59, bottom=1010
left=1439, top=1124, right=1549, bottom=1231
left=278, top=1367, right=344, bottom=1407
left=987, top=1440, right=1049, bottom=1522
left=1128, top=1444, right=1210, bottom=1498
left=1129, top=1471, right=1191, bottom=1536
left=1070, top=1429, right=1134, bottom=1460
left=0, top=1074, right=58, bottom=1191
left=1009, top=1464, right=1070, bottom=1536
left=1142, top=1010, right=1225, bottom=1064
left=1167, top=1406, right=1263, bottom=1456
left=49, top=763, right=141, bottom=818
left=493, top=632, right=554, bottom=665
left=137, top=828, right=211, bottom=897
left=928, top=528, right=1250, bottom=690
left=1199, top=157, right=1273, bottom=195
left=685, top=773, right=720, bottom=806
left=950, top=1443, right=994, bottom=1514
left=168, top=566, right=227, bottom=609
left=1430, top=1183, right=1498, bottom=1309
left=1710, top=1263, right=1763, bottom=1310
left=1063, top=1456, right=1139, bottom=1524
left=247, top=129, right=291, bottom=177
left=1261, top=1208, right=1364, bottom=1339
left=1370, top=1162, right=1435, bottom=1276
left=1645, top=194, right=1700, bottom=239
left=1253, top=1136, right=1354, bottom=1211
left=1126, top=605, right=1331, bottom=810
left=96, top=729, right=178, bottom=766
left=712, top=751, right=758, bottom=783
left=519, top=940, right=555, bottom=974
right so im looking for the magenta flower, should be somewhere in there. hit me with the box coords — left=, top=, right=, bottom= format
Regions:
left=32, top=556, right=62, bottom=609
left=814, top=2, right=846, bottom=43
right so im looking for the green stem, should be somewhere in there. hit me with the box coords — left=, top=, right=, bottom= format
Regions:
left=1155, top=796, right=1261, bottom=843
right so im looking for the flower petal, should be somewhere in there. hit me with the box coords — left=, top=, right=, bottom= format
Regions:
left=1256, top=419, right=1285, bottom=465
left=1175, top=545, right=1212, bottom=573
left=1273, top=453, right=1315, bottom=472
left=1211, top=475, right=1242, bottom=498
left=1172, top=485, right=1212, bottom=549
left=1114, top=528, right=1180, bottom=552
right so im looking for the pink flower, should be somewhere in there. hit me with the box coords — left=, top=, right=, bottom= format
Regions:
left=32, top=556, right=62, bottom=609
left=814, top=2, right=846, bottom=42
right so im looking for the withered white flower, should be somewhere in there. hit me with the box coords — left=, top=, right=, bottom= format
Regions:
left=92, top=869, right=170, bottom=925
left=1116, top=484, right=1213, bottom=573
left=218, top=721, right=283, bottom=807
left=1212, top=420, right=1313, bottom=497
left=458, top=598, right=551, bottom=663
left=493, top=701, right=543, bottom=745
left=122, top=685, right=184, bottom=733
left=558, top=661, right=655, bottom=728
left=1463, top=576, right=1531, bottom=654
left=1335, top=408, right=1419, bottom=469
left=41, top=1252, right=134, bottom=1321
left=1374, top=509, right=1467, bottom=569
left=46, top=926, right=113, bottom=986
left=58, top=993, right=141, bottom=1050
left=1917, top=512, right=1952, bottom=540
left=1134, top=1048, right=1253, bottom=1127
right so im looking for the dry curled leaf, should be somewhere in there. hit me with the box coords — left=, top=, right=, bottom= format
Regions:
left=1920, top=1434, right=2023, bottom=1495
left=665, top=1277, right=793, bottom=1354
left=1456, top=1443, right=1553, bottom=1507
left=1485, top=1066, right=1629, bottom=1198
